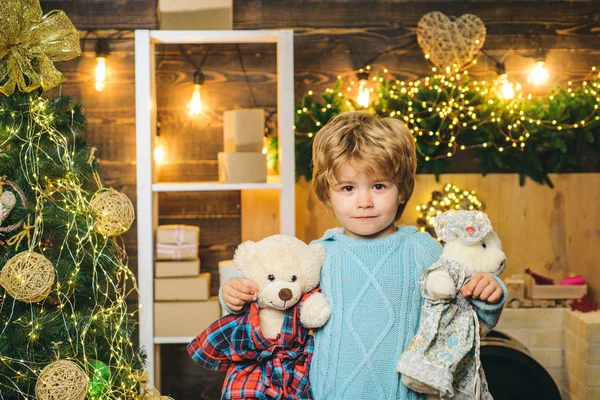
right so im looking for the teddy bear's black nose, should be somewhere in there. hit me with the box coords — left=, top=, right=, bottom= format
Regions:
left=279, top=288, right=293, bottom=301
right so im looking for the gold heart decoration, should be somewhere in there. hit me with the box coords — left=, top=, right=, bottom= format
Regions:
left=417, top=11, right=486, bottom=71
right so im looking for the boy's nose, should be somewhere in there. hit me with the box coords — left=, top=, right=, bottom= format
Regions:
left=357, top=194, right=374, bottom=209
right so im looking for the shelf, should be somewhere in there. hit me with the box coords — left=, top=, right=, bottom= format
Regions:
left=154, top=336, right=195, bottom=344
left=136, top=29, right=295, bottom=384
left=152, top=178, right=282, bottom=192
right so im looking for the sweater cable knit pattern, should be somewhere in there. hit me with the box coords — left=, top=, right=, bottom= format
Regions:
left=309, top=226, right=443, bottom=400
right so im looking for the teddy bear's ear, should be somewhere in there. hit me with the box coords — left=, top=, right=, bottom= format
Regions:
left=434, top=210, right=492, bottom=244
left=233, top=240, right=256, bottom=275
left=310, top=243, right=326, bottom=268
left=302, top=243, right=326, bottom=291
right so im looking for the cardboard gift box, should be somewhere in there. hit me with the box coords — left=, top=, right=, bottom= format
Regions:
left=155, top=243, right=198, bottom=260
left=223, top=109, right=265, bottom=152
left=155, top=272, right=211, bottom=301
left=218, top=152, right=266, bottom=183
left=156, top=224, right=199, bottom=245
left=154, top=298, right=221, bottom=337
left=155, top=259, right=200, bottom=278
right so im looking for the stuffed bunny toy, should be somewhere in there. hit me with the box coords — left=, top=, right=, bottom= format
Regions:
left=397, top=210, right=506, bottom=399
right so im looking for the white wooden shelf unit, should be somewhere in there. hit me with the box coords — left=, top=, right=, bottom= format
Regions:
left=135, top=29, right=295, bottom=383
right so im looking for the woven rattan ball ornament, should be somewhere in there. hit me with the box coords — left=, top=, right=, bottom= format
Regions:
left=35, top=360, right=88, bottom=400
left=417, top=11, right=486, bottom=71
left=90, top=188, right=135, bottom=236
left=0, top=251, right=55, bottom=302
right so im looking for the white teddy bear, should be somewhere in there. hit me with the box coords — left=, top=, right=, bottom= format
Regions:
left=397, top=210, right=506, bottom=400
left=233, top=234, right=332, bottom=338
left=188, top=235, right=332, bottom=399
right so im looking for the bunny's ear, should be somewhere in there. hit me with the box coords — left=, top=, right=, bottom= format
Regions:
left=434, top=210, right=492, bottom=244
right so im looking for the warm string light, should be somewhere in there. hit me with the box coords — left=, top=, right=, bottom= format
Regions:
left=295, top=66, right=600, bottom=176
left=356, top=67, right=371, bottom=108
left=528, top=60, right=549, bottom=85
left=188, top=71, right=205, bottom=115
left=94, top=38, right=110, bottom=92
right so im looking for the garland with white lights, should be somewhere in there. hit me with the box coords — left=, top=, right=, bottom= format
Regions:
left=294, top=67, right=600, bottom=187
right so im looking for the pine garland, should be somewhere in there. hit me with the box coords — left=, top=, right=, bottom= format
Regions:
left=293, top=69, right=600, bottom=187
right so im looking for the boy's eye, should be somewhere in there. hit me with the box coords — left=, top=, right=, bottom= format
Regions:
left=291, top=275, right=297, bottom=282
left=341, top=186, right=354, bottom=192
left=373, top=183, right=386, bottom=190
left=268, top=274, right=275, bottom=281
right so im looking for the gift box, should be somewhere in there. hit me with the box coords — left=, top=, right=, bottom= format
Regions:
left=155, top=272, right=211, bottom=301
left=155, top=243, right=198, bottom=260
left=154, top=298, right=221, bottom=337
left=218, top=152, right=266, bottom=183
left=223, top=109, right=265, bottom=153
left=155, top=259, right=200, bottom=278
left=156, top=224, right=199, bottom=245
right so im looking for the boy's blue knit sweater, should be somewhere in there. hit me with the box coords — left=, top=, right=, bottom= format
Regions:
left=308, top=226, right=505, bottom=400
left=218, top=226, right=506, bottom=399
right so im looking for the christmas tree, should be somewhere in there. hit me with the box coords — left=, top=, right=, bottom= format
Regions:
left=0, top=1, right=146, bottom=399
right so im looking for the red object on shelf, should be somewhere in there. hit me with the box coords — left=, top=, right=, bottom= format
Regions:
left=569, top=295, right=598, bottom=313
left=560, top=275, right=586, bottom=285
left=525, top=268, right=555, bottom=285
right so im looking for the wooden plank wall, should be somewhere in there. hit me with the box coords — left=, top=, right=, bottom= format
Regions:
left=234, top=0, right=600, bottom=97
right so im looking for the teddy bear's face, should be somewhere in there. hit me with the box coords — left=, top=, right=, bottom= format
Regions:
left=442, top=230, right=506, bottom=276
left=234, top=235, right=325, bottom=311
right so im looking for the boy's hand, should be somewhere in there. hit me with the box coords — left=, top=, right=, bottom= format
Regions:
left=222, top=278, right=258, bottom=311
left=461, top=272, right=503, bottom=304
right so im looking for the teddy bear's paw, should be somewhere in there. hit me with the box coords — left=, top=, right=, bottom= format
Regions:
left=300, top=292, right=332, bottom=329
left=401, top=375, right=440, bottom=395
left=426, top=270, right=457, bottom=299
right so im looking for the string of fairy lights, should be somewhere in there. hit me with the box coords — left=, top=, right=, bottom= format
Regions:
left=415, top=183, right=484, bottom=236
left=0, top=96, right=142, bottom=398
left=293, top=63, right=600, bottom=187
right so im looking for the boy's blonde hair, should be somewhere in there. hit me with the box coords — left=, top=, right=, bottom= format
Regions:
left=312, top=111, right=416, bottom=220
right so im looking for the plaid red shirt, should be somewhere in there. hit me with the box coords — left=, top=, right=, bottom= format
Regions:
left=187, top=289, right=320, bottom=400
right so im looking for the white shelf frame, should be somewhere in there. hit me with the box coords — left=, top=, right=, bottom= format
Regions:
left=135, top=29, right=295, bottom=383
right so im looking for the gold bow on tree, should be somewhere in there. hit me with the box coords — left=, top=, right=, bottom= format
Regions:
left=0, top=0, right=81, bottom=96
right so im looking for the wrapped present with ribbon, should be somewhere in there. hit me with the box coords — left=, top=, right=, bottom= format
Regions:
left=156, top=224, right=199, bottom=245
left=155, top=242, right=198, bottom=261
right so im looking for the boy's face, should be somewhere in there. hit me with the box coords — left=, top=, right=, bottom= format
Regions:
left=329, top=163, right=402, bottom=240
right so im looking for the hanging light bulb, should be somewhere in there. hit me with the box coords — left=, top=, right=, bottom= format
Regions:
left=188, top=71, right=205, bottom=115
left=495, top=63, right=520, bottom=100
left=94, top=38, right=110, bottom=92
left=356, top=70, right=370, bottom=108
left=528, top=48, right=549, bottom=85
left=154, top=134, right=166, bottom=164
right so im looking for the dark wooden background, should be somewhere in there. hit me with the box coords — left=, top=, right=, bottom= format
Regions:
left=37, top=1, right=600, bottom=398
